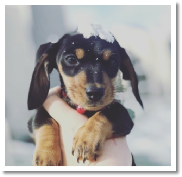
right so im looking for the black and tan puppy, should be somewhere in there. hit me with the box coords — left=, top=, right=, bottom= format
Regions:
left=27, top=24, right=143, bottom=166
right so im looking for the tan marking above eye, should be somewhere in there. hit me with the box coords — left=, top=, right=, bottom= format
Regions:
left=102, top=50, right=112, bottom=61
left=75, top=48, right=85, bottom=59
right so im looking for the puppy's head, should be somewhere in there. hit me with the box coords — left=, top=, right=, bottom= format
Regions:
left=28, top=25, right=143, bottom=111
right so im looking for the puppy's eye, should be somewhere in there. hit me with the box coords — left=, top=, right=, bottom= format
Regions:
left=66, top=56, right=78, bottom=65
left=110, top=58, right=118, bottom=66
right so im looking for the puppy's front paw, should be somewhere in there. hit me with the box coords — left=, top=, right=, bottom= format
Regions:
left=33, top=145, right=62, bottom=166
left=72, top=125, right=105, bottom=163
left=32, top=118, right=62, bottom=166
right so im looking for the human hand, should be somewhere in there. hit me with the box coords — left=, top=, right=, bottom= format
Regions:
left=43, top=86, right=132, bottom=166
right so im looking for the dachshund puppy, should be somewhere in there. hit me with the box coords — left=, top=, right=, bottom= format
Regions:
left=27, top=24, right=143, bottom=166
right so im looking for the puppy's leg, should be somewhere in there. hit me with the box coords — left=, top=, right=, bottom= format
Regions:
left=72, top=101, right=133, bottom=163
left=29, top=107, right=62, bottom=166
left=72, top=112, right=113, bottom=163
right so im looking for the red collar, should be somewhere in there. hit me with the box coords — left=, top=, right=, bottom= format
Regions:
left=62, top=90, right=86, bottom=114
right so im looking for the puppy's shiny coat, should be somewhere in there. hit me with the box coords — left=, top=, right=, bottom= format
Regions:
left=28, top=28, right=143, bottom=166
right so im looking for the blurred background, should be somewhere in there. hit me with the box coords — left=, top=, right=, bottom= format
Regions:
left=5, top=5, right=171, bottom=166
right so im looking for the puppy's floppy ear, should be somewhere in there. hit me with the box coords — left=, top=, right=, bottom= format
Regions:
left=28, top=42, right=59, bottom=110
left=119, top=47, right=143, bottom=108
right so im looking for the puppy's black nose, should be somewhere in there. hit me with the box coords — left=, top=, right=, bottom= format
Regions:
left=86, top=86, right=104, bottom=101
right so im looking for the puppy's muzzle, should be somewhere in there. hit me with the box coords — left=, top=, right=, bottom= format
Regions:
left=86, top=85, right=104, bottom=102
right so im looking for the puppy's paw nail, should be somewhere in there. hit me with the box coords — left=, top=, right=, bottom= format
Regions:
left=72, top=148, right=74, bottom=156
left=94, top=154, right=97, bottom=161
left=83, top=158, right=86, bottom=164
